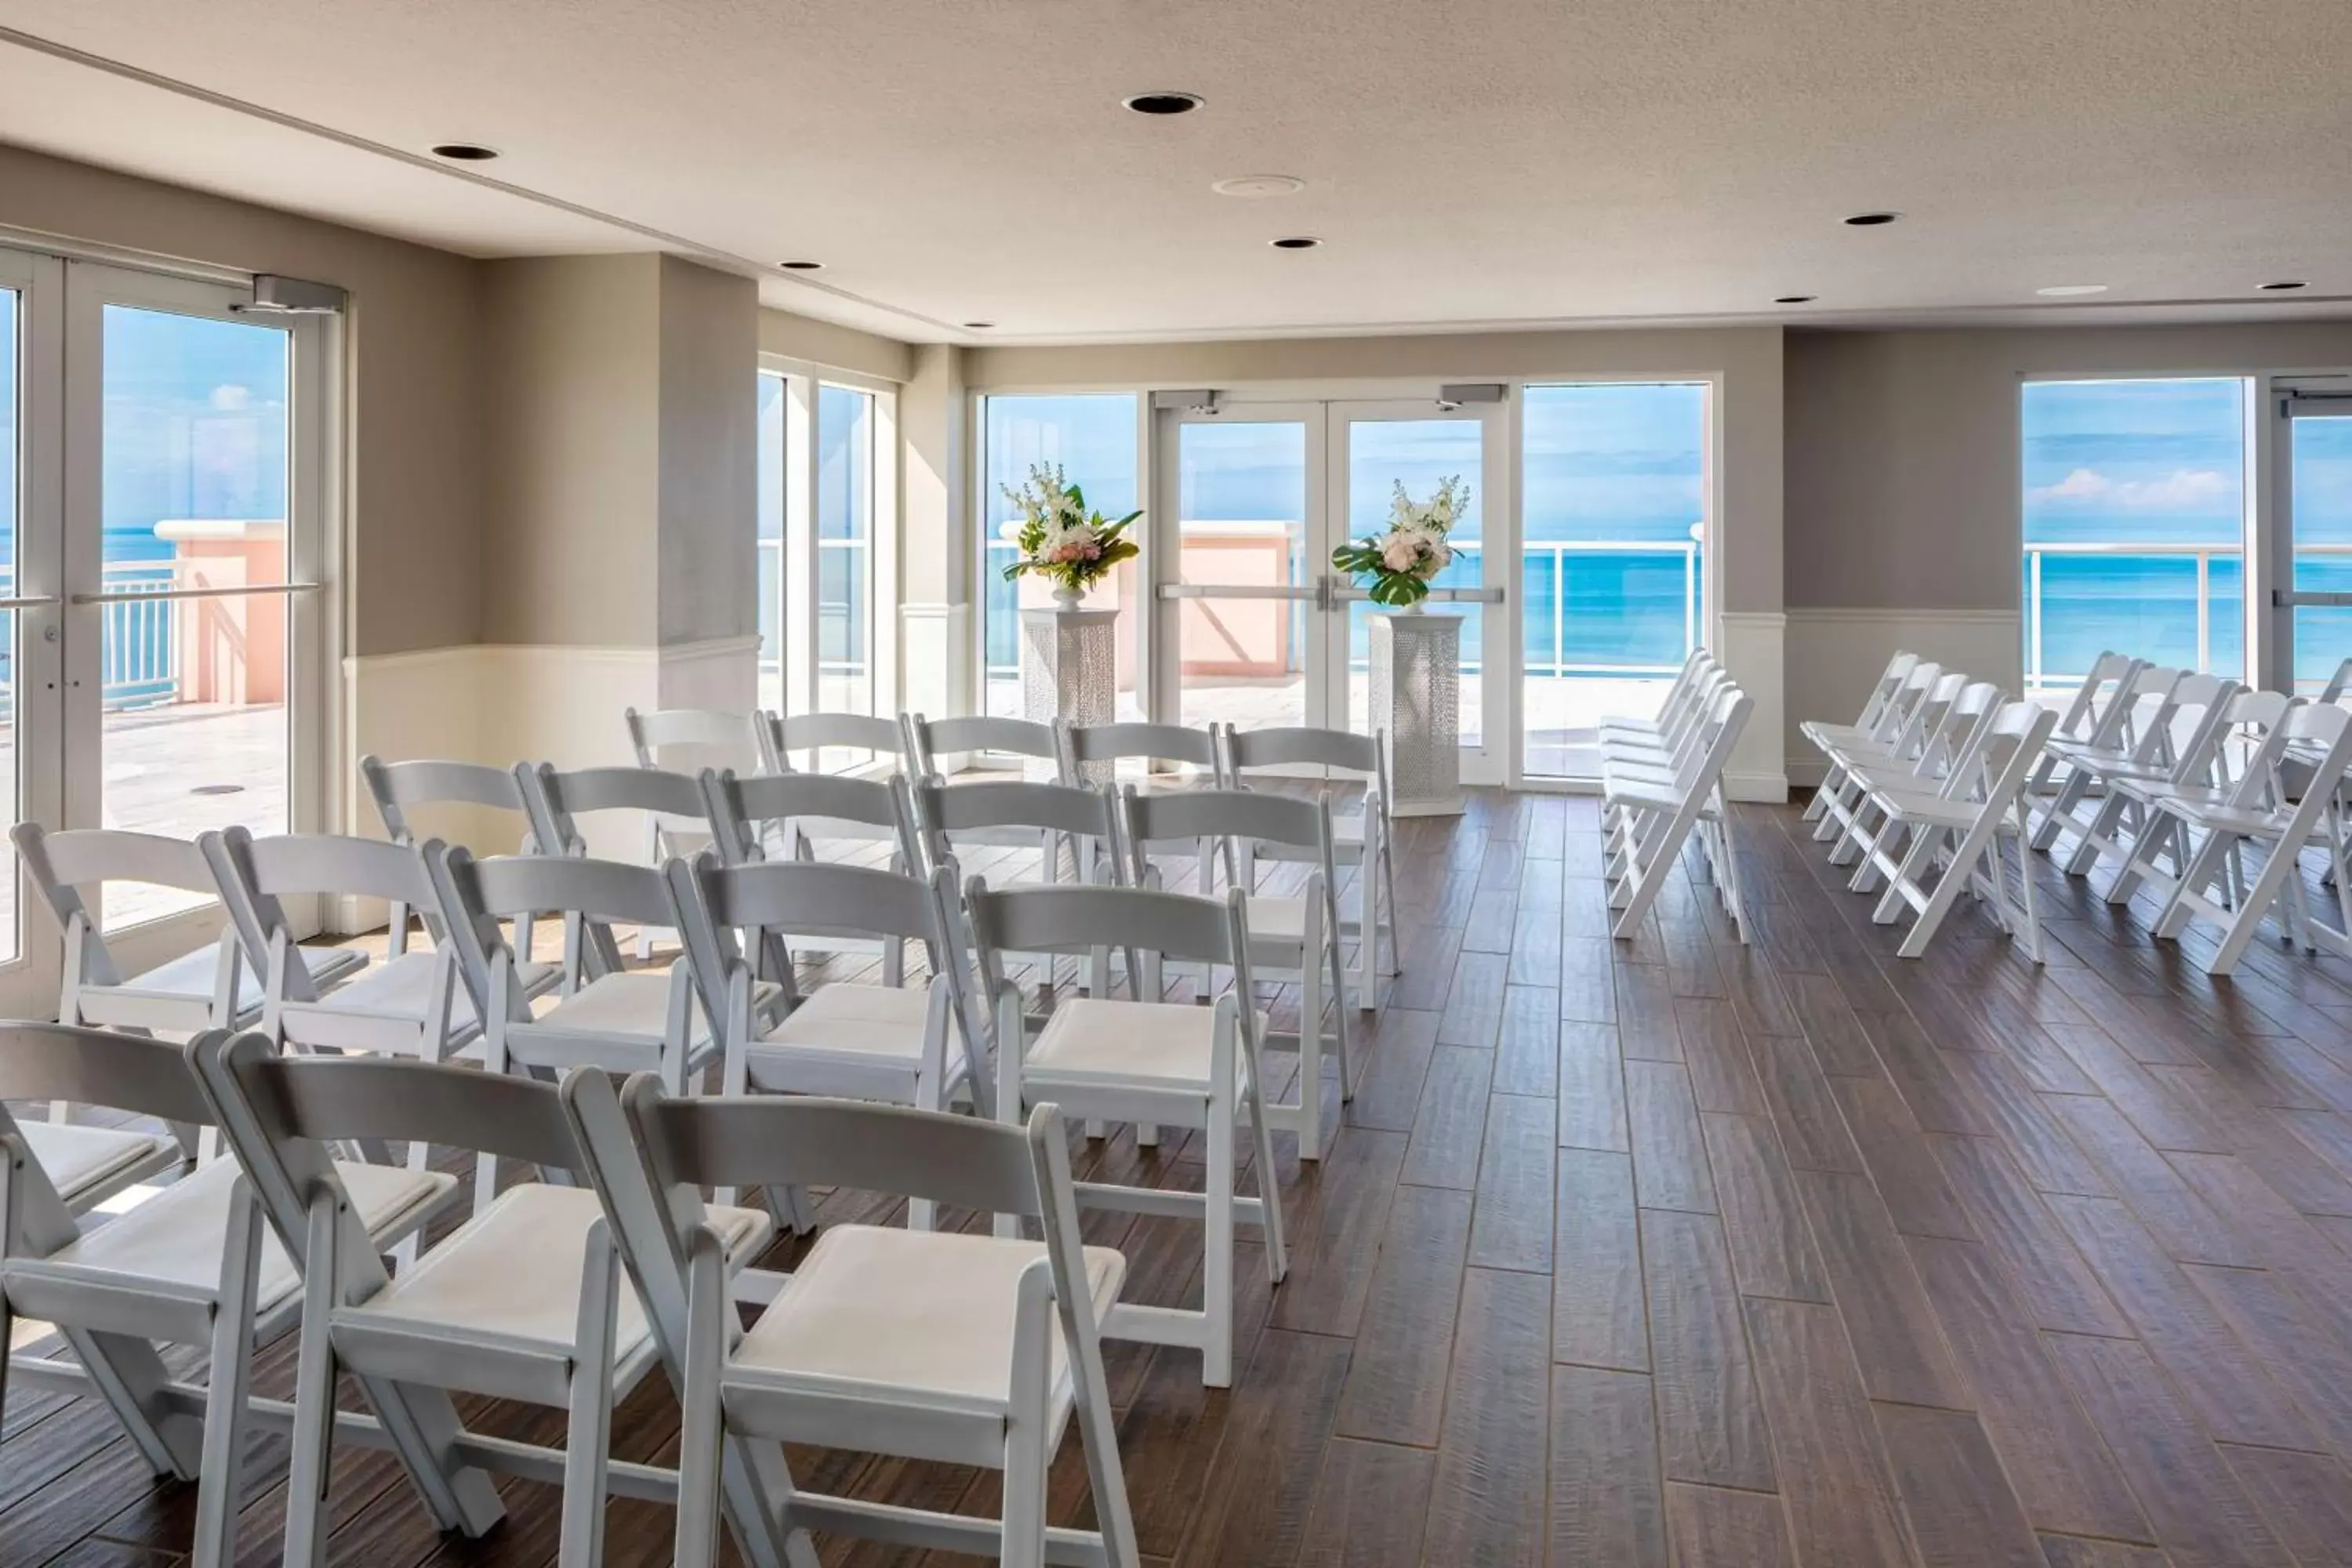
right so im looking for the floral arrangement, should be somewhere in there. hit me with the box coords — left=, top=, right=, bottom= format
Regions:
left=998, top=463, right=1142, bottom=597
left=1331, top=475, right=1469, bottom=608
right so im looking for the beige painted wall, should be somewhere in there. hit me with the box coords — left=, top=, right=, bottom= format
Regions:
left=1784, top=321, right=2352, bottom=610
left=0, top=143, right=485, bottom=658
left=759, top=306, right=915, bottom=383
left=967, top=325, right=1786, bottom=614
left=658, top=256, right=760, bottom=647
left=479, top=255, right=662, bottom=647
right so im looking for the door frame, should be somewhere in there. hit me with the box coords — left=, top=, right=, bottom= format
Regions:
left=1144, top=394, right=1513, bottom=784
left=2266, top=379, right=2352, bottom=693
left=0, top=245, right=336, bottom=1014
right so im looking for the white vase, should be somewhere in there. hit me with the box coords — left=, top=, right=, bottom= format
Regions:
left=1053, top=586, right=1085, bottom=612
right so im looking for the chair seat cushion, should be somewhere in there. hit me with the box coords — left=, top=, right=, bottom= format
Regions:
left=40, top=1156, right=456, bottom=1311
left=115, top=942, right=361, bottom=1011
left=20, top=1120, right=183, bottom=1207
left=735, top=1224, right=1124, bottom=1413
left=349, top=1183, right=770, bottom=1358
left=1028, top=998, right=1258, bottom=1091
left=760, top=984, right=953, bottom=1071
left=532, top=971, right=714, bottom=1041
left=304, top=950, right=517, bottom=1030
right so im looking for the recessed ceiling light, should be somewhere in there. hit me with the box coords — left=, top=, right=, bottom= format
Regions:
left=963, top=321, right=996, bottom=329
left=1123, top=92, right=1203, bottom=115
left=778, top=260, right=824, bottom=270
left=1213, top=175, right=1305, bottom=199
left=2259, top=280, right=2310, bottom=291
left=2036, top=284, right=2109, bottom=297
left=1270, top=236, right=1323, bottom=250
left=430, top=142, right=499, bottom=162
left=1842, top=211, right=1900, bottom=227
left=1773, top=295, right=1817, bottom=304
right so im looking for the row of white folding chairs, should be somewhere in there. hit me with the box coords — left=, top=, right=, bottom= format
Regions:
left=1594, top=649, right=1755, bottom=941
left=1796, top=652, right=2057, bottom=959
left=631, top=707, right=1405, bottom=1000
left=0, top=1023, right=1144, bottom=1568
left=2009, top=649, right=2352, bottom=974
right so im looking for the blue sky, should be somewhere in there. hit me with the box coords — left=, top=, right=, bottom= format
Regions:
left=98, top=307, right=288, bottom=556
left=2023, top=378, right=2251, bottom=545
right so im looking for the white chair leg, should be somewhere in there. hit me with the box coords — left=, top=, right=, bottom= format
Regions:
left=1203, top=1091, right=1236, bottom=1389
left=2207, top=836, right=2308, bottom=976
left=282, top=1200, right=344, bottom=1568
left=557, top=1223, right=619, bottom=1568
left=674, top=1229, right=730, bottom=1568
left=1000, top=1403, right=1049, bottom=1568
left=190, top=1189, right=264, bottom=1568
left=1296, top=943, right=1325, bottom=1164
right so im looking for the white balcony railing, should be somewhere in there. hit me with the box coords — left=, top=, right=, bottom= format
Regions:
left=2023, top=539, right=2352, bottom=688
left=0, top=561, right=181, bottom=711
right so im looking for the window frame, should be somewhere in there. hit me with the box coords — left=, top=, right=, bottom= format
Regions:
left=758, top=356, right=898, bottom=720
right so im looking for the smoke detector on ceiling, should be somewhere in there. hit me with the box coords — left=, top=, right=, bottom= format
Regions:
left=1213, top=175, right=1305, bottom=198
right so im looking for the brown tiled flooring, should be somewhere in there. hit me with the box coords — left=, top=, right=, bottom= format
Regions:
left=16, top=792, right=2352, bottom=1564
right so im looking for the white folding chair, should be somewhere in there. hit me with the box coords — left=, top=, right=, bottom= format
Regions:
left=2103, top=689, right=2299, bottom=913
left=1, top=1025, right=456, bottom=1568
left=2148, top=702, right=2352, bottom=975
left=201, top=830, right=543, bottom=1090
left=909, top=777, right=1134, bottom=1003
left=1807, top=668, right=1958, bottom=851
left=189, top=1037, right=778, bottom=1568
left=2053, top=673, right=2240, bottom=880
left=361, top=754, right=548, bottom=954
left=1824, top=680, right=2005, bottom=880
left=670, top=855, right=989, bottom=1225
left=431, top=848, right=732, bottom=1203
left=666, top=1095, right=1136, bottom=1568
left=760, top=710, right=909, bottom=778
left=902, top=713, right=1061, bottom=783
left=1604, top=648, right=1718, bottom=741
left=2021, top=651, right=2145, bottom=802
left=2028, top=664, right=2186, bottom=852
left=628, top=706, right=765, bottom=776
left=1215, top=724, right=1402, bottom=1008
left=1850, top=699, right=2057, bottom=960
left=1121, top=787, right=1354, bottom=1162
left=702, top=769, right=923, bottom=985
left=964, top=880, right=1287, bottom=1388
left=1602, top=684, right=1753, bottom=941
left=1797, top=650, right=1915, bottom=821
left=521, top=760, right=712, bottom=965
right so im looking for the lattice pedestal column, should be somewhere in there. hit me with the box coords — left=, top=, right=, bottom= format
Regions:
left=1368, top=610, right=1464, bottom=817
left=1022, top=607, right=1118, bottom=783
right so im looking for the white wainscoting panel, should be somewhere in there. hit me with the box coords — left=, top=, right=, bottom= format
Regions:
left=1717, top=611, right=1788, bottom=802
left=1784, top=608, right=2023, bottom=786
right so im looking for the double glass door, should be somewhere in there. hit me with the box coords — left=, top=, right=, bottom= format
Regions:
left=2275, top=390, right=2352, bottom=693
left=1152, top=398, right=1509, bottom=780
left=0, top=246, right=326, bottom=1014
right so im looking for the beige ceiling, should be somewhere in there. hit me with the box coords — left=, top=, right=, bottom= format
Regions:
left=2, top=0, right=2348, bottom=343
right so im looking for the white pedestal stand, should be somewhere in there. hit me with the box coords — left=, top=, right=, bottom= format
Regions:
left=1021, top=604, right=1118, bottom=784
left=1368, top=609, right=1464, bottom=817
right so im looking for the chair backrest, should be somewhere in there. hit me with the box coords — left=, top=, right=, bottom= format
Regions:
left=1058, top=720, right=1217, bottom=779
left=10, top=825, right=220, bottom=989
left=1883, top=672, right=1968, bottom=766
left=1850, top=651, right=1919, bottom=731
left=626, top=707, right=762, bottom=775
left=361, top=756, right=535, bottom=852
left=669, top=855, right=947, bottom=1015
left=191, top=1032, right=583, bottom=1295
left=901, top=713, right=1058, bottom=779
left=760, top=711, right=909, bottom=775
left=964, top=878, right=1248, bottom=1000
left=1217, top=724, right=1382, bottom=783
left=2207, top=690, right=2300, bottom=805
left=1122, top=785, right=1330, bottom=869
left=907, top=778, right=1120, bottom=872
left=2052, top=652, right=2143, bottom=741
left=1869, top=661, right=1943, bottom=746
left=205, top=829, right=441, bottom=1000
left=699, top=768, right=916, bottom=868
left=0, top=1024, right=216, bottom=1258
left=2151, top=674, right=2241, bottom=779
left=2322, top=657, right=2352, bottom=706
left=432, top=845, right=681, bottom=1017
left=520, top=761, right=710, bottom=858
left=2274, top=701, right=2352, bottom=798
left=1919, top=681, right=2005, bottom=781
left=1974, top=701, right=2060, bottom=804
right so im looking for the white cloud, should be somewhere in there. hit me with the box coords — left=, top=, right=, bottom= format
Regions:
left=2030, top=466, right=2234, bottom=508
left=209, top=383, right=252, bottom=411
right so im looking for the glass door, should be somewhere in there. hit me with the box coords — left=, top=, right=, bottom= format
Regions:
left=2276, top=390, right=2352, bottom=695
left=0, top=248, right=64, bottom=1007
left=1153, top=402, right=1329, bottom=732
left=1330, top=401, right=1509, bottom=783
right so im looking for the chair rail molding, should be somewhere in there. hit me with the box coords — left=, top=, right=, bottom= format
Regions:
left=1784, top=606, right=2024, bottom=786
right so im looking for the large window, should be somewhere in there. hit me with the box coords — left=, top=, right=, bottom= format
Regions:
left=1520, top=383, right=1708, bottom=777
left=980, top=394, right=1139, bottom=718
left=757, top=369, right=890, bottom=720
left=2023, top=378, right=2248, bottom=686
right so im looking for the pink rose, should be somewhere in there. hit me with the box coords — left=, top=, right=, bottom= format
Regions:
left=1381, top=536, right=1419, bottom=573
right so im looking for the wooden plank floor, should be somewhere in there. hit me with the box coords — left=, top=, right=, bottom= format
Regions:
left=15, top=789, right=2352, bottom=1565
